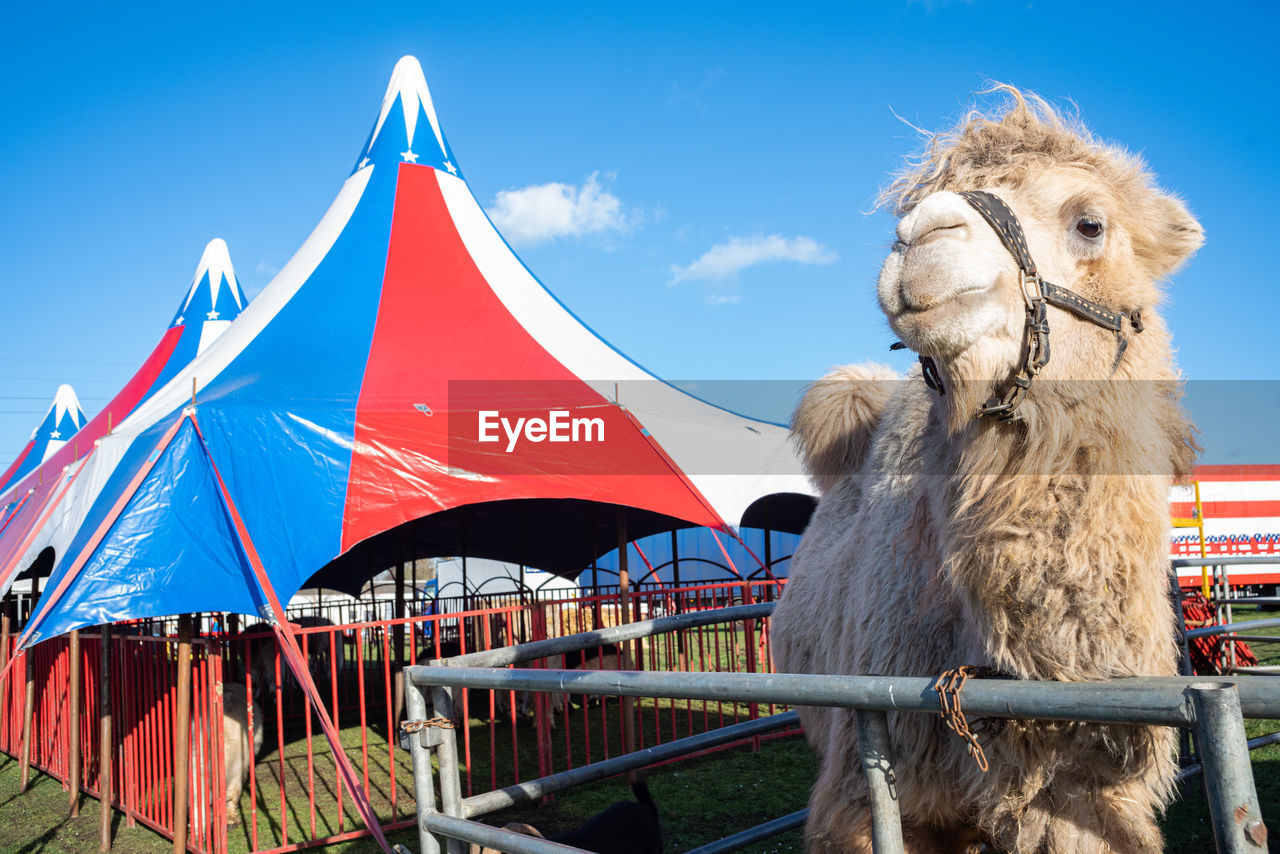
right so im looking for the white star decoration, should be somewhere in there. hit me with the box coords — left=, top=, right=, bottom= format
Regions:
left=444, top=161, right=457, bottom=175
left=174, top=315, right=184, bottom=326
left=401, top=149, right=418, bottom=163
left=207, top=310, right=220, bottom=320
left=358, top=156, right=371, bottom=170
left=50, top=431, right=60, bottom=439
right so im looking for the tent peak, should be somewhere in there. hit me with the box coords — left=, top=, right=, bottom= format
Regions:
left=356, top=55, right=459, bottom=178
left=34, top=384, right=85, bottom=445
left=171, top=237, right=245, bottom=329
left=48, top=385, right=84, bottom=433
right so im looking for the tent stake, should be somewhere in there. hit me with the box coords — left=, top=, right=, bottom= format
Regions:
left=172, top=615, right=193, bottom=853
left=68, top=628, right=82, bottom=816
left=98, top=624, right=113, bottom=853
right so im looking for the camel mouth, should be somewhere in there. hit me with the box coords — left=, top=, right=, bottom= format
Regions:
left=893, top=281, right=992, bottom=318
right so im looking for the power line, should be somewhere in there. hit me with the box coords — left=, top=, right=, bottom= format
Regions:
left=0, top=376, right=126, bottom=384
left=0, top=357, right=135, bottom=367
left=0, top=396, right=112, bottom=404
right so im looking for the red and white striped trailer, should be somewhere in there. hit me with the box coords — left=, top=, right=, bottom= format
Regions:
left=1171, top=464, right=1280, bottom=589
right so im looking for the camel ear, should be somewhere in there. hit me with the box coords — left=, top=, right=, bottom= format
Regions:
left=1136, top=192, right=1204, bottom=281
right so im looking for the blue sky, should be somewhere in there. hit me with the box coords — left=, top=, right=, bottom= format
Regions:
left=1, top=1, right=1276, bottom=462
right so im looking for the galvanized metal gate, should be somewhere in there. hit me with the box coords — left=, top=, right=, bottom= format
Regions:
left=403, top=603, right=1280, bottom=854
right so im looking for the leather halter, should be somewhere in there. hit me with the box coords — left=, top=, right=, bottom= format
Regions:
left=905, top=190, right=1144, bottom=422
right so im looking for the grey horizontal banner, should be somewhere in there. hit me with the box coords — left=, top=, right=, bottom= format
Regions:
left=418, top=379, right=1279, bottom=476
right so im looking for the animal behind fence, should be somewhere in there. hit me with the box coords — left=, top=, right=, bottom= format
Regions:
left=470, top=778, right=662, bottom=854
left=238, top=616, right=346, bottom=704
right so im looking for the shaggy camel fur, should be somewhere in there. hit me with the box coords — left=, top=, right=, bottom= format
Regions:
left=771, top=88, right=1202, bottom=854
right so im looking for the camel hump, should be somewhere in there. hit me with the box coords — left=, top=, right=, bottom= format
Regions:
left=791, top=363, right=899, bottom=494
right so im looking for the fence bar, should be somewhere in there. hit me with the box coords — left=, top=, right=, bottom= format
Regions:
left=439, top=603, right=776, bottom=668
left=404, top=680, right=439, bottom=854
left=462, top=711, right=800, bottom=818
left=408, top=667, right=1280, bottom=727
left=430, top=686, right=465, bottom=854
left=1190, top=683, right=1268, bottom=853
left=1178, top=730, right=1280, bottom=782
left=1172, top=557, right=1280, bottom=568
left=422, top=813, right=591, bottom=854
left=856, top=710, right=904, bottom=854
left=1187, top=618, right=1280, bottom=640
left=682, top=808, right=809, bottom=854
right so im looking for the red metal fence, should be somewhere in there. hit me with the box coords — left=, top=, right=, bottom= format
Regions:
left=0, top=579, right=790, bottom=853
left=0, top=630, right=231, bottom=852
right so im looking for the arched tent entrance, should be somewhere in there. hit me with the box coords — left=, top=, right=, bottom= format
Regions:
left=306, top=498, right=706, bottom=594
left=739, top=492, right=817, bottom=536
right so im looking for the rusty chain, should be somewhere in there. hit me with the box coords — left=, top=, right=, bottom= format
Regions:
left=934, top=665, right=990, bottom=773
left=400, top=716, right=459, bottom=732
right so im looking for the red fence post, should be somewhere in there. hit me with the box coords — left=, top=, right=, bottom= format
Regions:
left=0, top=596, right=9, bottom=754
left=172, top=615, right=193, bottom=853
left=69, top=629, right=82, bottom=816
left=98, top=624, right=113, bottom=854
left=19, top=642, right=34, bottom=791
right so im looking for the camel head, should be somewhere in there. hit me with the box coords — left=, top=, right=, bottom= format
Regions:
left=877, top=87, right=1203, bottom=415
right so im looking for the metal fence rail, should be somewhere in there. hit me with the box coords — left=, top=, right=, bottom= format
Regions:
left=404, top=604, right=1280, bottom=854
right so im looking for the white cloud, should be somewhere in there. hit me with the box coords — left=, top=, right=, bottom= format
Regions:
left=669, top=235, right=838, bottom=284
left=487, top=172, right=632, bottom=246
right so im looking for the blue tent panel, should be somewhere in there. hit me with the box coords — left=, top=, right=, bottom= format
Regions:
left=27, top=418, right=268, bottom=642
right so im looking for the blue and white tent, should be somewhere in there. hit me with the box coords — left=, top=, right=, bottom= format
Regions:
left=0, top=385, right=87, bottom=495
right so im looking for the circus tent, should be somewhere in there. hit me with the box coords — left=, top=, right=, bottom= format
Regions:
left=0, top=385, right=88, bottom=497
left=12, top=56, right=809, bottom=649
left=0, top=238, right=246, bottom=596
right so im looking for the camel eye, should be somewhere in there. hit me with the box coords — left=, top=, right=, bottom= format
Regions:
left=1076, top=218, right=1103, bottom=239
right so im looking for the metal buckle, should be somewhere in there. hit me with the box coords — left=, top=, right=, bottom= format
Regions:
left=1020, top=271, right=1043, bottom=309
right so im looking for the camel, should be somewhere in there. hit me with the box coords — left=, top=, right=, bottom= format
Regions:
left=770, top=87, right=1203, bottom=854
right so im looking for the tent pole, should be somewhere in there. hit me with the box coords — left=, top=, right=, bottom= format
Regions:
left=394, top=532, right=406, bottom=729
left=19, top=572, right=41, bottom=792
left=68, top=628, right=82, bottom=816
left=671, top=530, right=686, bottom=665
left=98, top=624, right=113, bottom=854
left=172, top=614, right=193, bottom=853
left=671, top=528, right=682, bottom=605
left=763, top=497, right=774, bottom=595
left=461, top=507, right=469, bottom=612
left=590, top=506, right=601, bottom=632
left=615, top=508, right=637, bottom=780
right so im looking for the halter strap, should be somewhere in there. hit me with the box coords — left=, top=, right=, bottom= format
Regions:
left=910, top=190, right=1144, bottom=421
